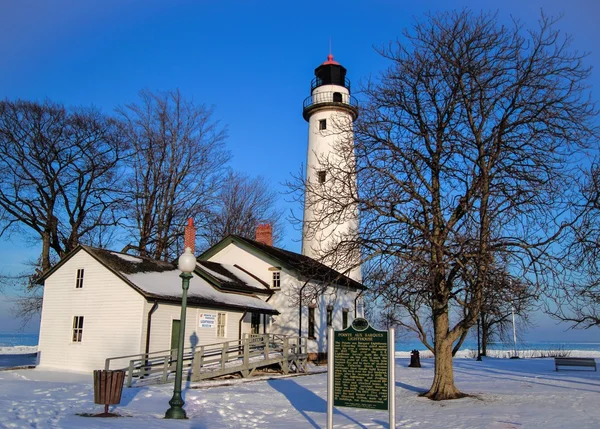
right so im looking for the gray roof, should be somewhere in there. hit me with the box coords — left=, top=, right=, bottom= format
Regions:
left=201, top=235, right=366, bottom=291
left=39, top=245, right=278, bottom=315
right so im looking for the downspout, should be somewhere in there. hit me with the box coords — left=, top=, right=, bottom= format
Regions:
left=144, top=300, right=159, bottom=369
left=298, top=279, right=311, bottom=337
left=238, top=311, right=247, bottom=342
left=264, top=294, right=274, bottom=334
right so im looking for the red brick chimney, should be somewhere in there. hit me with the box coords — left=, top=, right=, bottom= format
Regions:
left=184, top=218, right=196, bottom=254
left=255, top=223, right=273, bottom=246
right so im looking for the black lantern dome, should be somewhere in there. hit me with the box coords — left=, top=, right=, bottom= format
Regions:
left=311, top=54, right=349, bottom=92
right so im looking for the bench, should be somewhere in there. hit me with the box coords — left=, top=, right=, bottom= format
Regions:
left=554, top=357, right=597, bottom=371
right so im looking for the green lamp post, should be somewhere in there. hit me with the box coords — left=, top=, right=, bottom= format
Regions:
left=165, top=247, right=196, bottom=419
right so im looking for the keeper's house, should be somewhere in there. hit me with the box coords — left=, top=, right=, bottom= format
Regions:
left=36, top=224, right=365, bottom=372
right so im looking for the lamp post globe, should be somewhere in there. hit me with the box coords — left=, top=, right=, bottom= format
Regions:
left=178, top=247, right=196, bottom=272
left=165, top=247, right=195, bottom=419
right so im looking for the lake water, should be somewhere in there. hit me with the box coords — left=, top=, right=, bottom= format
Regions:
left=0, top=332, right=39, bottom=348
left=1, top=332, right=599, bottom=354
left=0, top=333, right=39, bottom=368
left=396, top=339, right=600, bottom=352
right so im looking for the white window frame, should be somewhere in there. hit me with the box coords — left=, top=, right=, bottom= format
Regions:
left=272, top=271, right=281, bottom=289
left=217, top=312, right=226, bottom=338
left=75, top=268, right=84, bottom=289
left=72, top=316, right=84, bottom=342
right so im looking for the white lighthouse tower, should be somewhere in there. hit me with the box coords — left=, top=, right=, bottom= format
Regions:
left=301, top=54, right=361, bottom=281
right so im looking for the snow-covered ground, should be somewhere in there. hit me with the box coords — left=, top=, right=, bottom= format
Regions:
left=1, top=351, right=599, bottom=428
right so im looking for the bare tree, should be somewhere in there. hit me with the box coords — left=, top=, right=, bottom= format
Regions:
left=548, top=163, right=600, bottom=328
left=0, top=257, right=54, bottom=323
left=199, top=171, right=284, bottom=248
left=478, top=269, right=536, bottom=356
left=117, top=89, right=230, bottom=260
left=0, top=99, right=126, bottom=272
left=292, top=11, right=597, bottom=399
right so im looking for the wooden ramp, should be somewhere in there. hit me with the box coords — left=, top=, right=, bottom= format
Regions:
left=104, top=334, right=308, bottom=387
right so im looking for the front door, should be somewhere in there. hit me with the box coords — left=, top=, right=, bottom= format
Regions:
left=170, top=319, right=180, bottom=359
left=251, top=313, right=260, bottom=334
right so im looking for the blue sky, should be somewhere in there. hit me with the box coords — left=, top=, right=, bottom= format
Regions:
left=1, top=0, right=599, bottom=340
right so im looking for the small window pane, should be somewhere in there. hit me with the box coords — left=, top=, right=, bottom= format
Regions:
left=319, top=119, right=327, bottom=130
left=76, top=269, right=84, bottom=289
left=272, top=271, right=281, bottom=289
left=343, top=309, right=348, bottom=329
left=318, top=171, right=326, bottom=184
left=308, top=307, right=315, bottom=339
left=327, top=306, right=333, bottom=327
left=72, top=316, right=84, bottom=342
left=217, top=312, right=226, bottom=338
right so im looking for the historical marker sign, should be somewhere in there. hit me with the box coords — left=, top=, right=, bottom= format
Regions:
left=333, top=318, right=388, bottom=410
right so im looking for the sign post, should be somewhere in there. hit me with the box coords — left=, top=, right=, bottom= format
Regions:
left=327, top=318, right=395, bottom=428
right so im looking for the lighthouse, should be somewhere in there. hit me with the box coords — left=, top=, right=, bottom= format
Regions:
left=301, top=54, right=361, bottom=282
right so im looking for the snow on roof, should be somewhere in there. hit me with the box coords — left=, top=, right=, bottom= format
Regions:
left=123, top=270, right=276, bottom=313
left=197, top=263, right=232, bottom=282
left=110, top=252, right=143, bottom=263
left=197, top=261, right=270, bottom=292
left=225, top=264, right=270, bottom=291
left=203, top=235, right=366, bottom=291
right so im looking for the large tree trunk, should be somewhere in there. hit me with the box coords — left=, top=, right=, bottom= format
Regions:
left=481, top=314, right=489, bottom=357
left=422, top=307, right=467, bottom=401
left=422, top=310, right=466, bottom=400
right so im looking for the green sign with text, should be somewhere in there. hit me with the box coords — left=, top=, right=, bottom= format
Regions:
left=333, top=318, right=388, bottom=410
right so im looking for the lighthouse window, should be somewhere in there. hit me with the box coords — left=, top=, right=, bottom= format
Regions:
left=319, top=119, right=327, bottom=130
left=317, top=170, right=327, bottom=184
left=333, top=92, right=343, bottom=102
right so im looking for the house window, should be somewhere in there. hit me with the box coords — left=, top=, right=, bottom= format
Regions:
left=317, top=170, right=327, bottom=184
left=72, top=316, right=84, bottom=342
left=251, top=312, right=260, bottom=334
left=319, top=119, right=327, bottom=130
left=327, top=306, right=333, bottom=327
left=272, top=271, right=281, bottom=289
left=343, top=309, right=349, bottom=329
left=217, top=312, right=226, bottom=338
left=75, top=269, right=84, bottom=289
left=308, top=307, right=315, bottom=339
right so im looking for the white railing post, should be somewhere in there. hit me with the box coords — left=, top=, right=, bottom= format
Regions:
left=264, top=334, right=270, bottom=359
left=221, top=342, right=228, bottom=369
left=127, top=360, right=135, bottom=387
left=161, top=356, right=170, bottom=383
left=327, top=327, right=334, bottom=429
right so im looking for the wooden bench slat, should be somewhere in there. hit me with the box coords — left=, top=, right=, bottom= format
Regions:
left=554, top=357, right=597, bottom=371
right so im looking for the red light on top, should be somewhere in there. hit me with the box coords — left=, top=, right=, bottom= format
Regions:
left=322, top=54, right=340, bottom=65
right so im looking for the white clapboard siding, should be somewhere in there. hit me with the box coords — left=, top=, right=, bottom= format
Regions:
left=206, top=241, right=361, bottom=353
left=142, top=301, right=245, bottom=352
left=38, top=249, right=145, bottom=372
